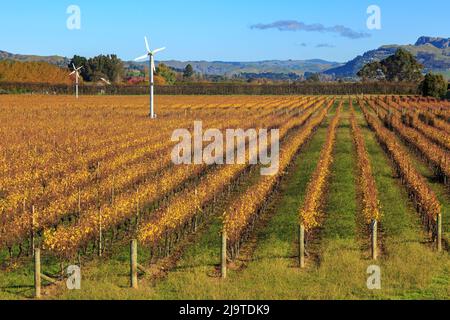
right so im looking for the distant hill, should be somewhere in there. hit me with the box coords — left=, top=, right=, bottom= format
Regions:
left=0, top=50, right=343, bottom=80
left=0, top=50, right=69, bottom=68
left=324, top=36, right=450, bottom=79
left=125, top=59, right=342, bottom=78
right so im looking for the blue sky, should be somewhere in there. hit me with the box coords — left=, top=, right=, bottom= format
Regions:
left=0, top=0, right=448, bottom=63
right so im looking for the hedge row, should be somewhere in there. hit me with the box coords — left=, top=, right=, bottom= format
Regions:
left=0, top=81, right=420, bottom=96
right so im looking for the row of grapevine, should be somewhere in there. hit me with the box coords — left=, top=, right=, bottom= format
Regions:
left=299, top=101, right=342, bottom=232
left=349, top=100, right=381, bottom=224
left=416, top=109, right=450, bottom=134
left=1, top=100, right=295, bottom=216
left=38, top=110, right=298, bottom=257
left=135, top=99, right=327, bottom=262
left=2, top=97, right=313, bottom=254
left=368, top=98, right=450, bottom=184
left=349, top=100, right=382, bottom=259
left=359, top=99, right=441, bottom=239
left=1, top=114, right=275, bottom=248
left=387, top=99, right=450, bottom=151
left=41, top=98, right=323, bottom=258
left=403, top=99, right=450, bottom=134
left=223, top=98, right=336, bottom=260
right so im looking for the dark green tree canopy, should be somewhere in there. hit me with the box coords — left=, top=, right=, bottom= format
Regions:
left=358, top=48, right=423, bottom=82
left=68, top=55, right=89, bottom=80
left=420, top=73, right=448, bottom=99
left=183, top=64, right=194, bottom=79
left=357, top=61, right=386, bottom=81
left=305, top=73, right=320, bottom=82
left=69, top=54, right=125, bottom=83
left=383, top=49, right=423, bottom=82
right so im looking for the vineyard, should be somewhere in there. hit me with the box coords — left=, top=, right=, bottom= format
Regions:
left=0, top=94, right=450, bottom=300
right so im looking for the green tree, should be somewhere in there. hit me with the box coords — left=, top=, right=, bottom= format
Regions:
left=420, top=73, right=448, bottom=98
left=156, top=63, right=177, bottom=85
left=69, top=54, right=124, bottom=83
left=357, top=48, right=424, bottom=82
left=382, top=48, right=423, bottom=82
left=305, top=73, right=320, bottom=82
left=68, top=55, right=89, bottom=81
left=357, top=61, right=386, bottom=81
left=183, top=64, right=194, bottom=79
left=88, top=54, right=124, bottom=83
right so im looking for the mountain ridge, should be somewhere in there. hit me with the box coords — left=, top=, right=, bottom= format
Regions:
left=415, top=36, right=449, bottom=48
left=127, top=59, right=343, bottom=77
left=324, top=36, right=450, bottom=78
left=0, top=50, right=69, bottom=68
left=0, top=50, right=342, bottom=79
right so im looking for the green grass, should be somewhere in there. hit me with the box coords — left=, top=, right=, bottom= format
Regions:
left=0, top=254, right=63, bottom=300
left=322, top=104, right=357, bottom=240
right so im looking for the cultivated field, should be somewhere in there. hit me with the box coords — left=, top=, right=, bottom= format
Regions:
left=0, top=95, right=449, bottom=300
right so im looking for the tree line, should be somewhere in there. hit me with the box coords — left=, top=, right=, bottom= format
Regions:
left=69, top=55, right=125, bottom=83
left=69, top=54, right=200, bottom=86
left=0, top=81, right=420, bottom=96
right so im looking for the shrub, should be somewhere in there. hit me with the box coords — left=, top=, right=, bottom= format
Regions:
left=420, top=73, right=448, bottom=99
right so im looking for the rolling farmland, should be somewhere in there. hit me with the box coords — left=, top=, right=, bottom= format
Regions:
left=1, top=94, right=450, bottom=300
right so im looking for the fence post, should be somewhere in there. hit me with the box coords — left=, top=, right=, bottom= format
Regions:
left=437, top=214, right=442, bottom=252
left=136, top=196, right=140, bottom=232
left=78, top=188, right=81, bottom=213
left=34, top=248, right=41, bottom=299
left=111, top=176, right=115, bottom=205
left=31, top=205, right=36, bottom=257
left=130, top=239, right=138, bottom=289
left=372, top=220, right=378, bottom=260
left=299, top=224, right=305, bottom=268
left=98, top=209, right=103, bottom=257
left=221, top=230, right=227, bottom=279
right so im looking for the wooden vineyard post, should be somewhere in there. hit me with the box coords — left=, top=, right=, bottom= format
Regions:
left=371, top=220, right=378, bottom=260
left=221, top=229, right=227, bottom=279
left=135, top=194, right=140, bottom=233
left=34, top=248, right=41, bottom=299
left=78, top=187, right=81, bottom=213
left=31, top=205, right=36, bottom=257
left=98, top=209, right=103, bottom=257
left=111, top=176, right=115, bottom=205
left=299, top=224, right=305, bottom=269
left=437, top=214, right=442, bottom=253
left=130, top=239, right=138, bottom=289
